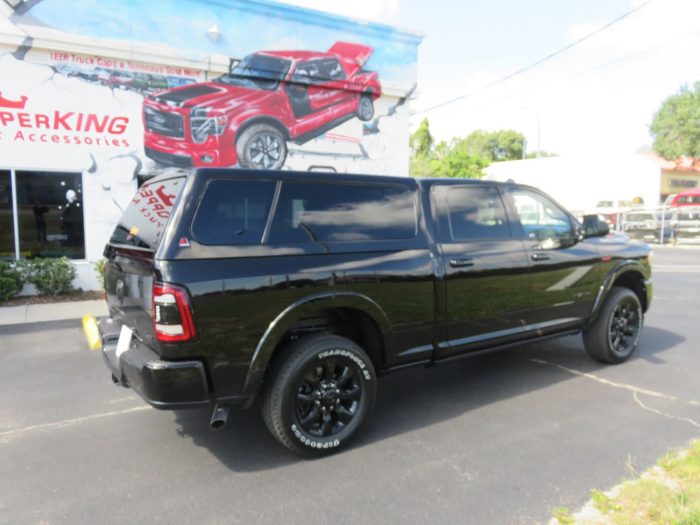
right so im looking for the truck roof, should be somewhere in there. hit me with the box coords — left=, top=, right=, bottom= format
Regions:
left=189, top=168, right=513, bottom=189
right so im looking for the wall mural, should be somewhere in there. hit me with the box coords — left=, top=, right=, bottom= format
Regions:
left=0, top=0, right=420, bottom=262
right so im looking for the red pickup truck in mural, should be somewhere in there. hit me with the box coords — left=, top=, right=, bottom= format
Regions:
left=142, top=42, right=381, bottom=170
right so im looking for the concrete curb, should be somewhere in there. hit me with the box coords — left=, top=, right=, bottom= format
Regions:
left=0, top=299, right=108, bottom=327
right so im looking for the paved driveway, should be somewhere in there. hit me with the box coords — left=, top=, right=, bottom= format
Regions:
left=1, top=247, right=698, bottom=524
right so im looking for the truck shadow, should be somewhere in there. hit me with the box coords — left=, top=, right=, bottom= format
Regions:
left=171, top=325, right=684, bottom=472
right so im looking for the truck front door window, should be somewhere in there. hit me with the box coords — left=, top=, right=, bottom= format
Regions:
left=510, top=189, right=574, bottom=249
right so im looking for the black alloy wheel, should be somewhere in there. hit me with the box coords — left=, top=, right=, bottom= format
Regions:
left=294, top=358, right=362, bottom=438
left=583, top=286, right=643, bottom=363
left=607, top=296, right=641, bottom=357
left=262, top=334, right=376, bottom=457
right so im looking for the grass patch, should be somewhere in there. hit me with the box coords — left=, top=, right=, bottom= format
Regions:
left=552, top=440, right=700, bottom=524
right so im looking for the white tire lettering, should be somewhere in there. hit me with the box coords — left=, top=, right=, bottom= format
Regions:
left=317, top=348, right=371, bottom=381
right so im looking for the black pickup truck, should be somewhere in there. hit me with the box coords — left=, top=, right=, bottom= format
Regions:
left=85, top=169, right=652, bottom=456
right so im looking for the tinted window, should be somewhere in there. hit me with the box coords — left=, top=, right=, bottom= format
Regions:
left=217, top=54, right=291, bottom=90
left=292, top=61, right=324, bottom=84
left=192, top=179, right=276, bottom=245
left=445, top=186, right=510, bottom=241
left=268, top=182, right=416, bottom=243
left=110, top=176, right=185, bottom=251
left=321, top=59, right=346, bottom=80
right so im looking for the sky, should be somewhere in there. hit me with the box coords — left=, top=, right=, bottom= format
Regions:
left=25, top=0, right=420, bottom=90
left=279, top=0, right=700, bottom=157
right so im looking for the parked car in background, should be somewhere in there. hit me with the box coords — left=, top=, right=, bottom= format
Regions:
left=131, top=73, right=169, bottom=93
left=95, top=67, right=112, bottom=85
left=669, top=188, right=700, bottom=207
left=674, top=206, right=700, bottom=243
left=108, top=71, right=134, bottom=90
left=622, top=210, right=675, bottom=244
left=142, top=41, right=381, bottom=170
left=594, top=199, right=633, bottom=228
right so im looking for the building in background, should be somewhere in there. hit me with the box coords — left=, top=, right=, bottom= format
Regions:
left=658, top=157, right=700, bottom=202
left=485, top=153, right=663, bottom=214
left=0, top=0, right=422, bottom=290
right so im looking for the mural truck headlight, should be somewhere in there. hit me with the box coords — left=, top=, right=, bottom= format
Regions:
left=190, top=106, right=228, bottom=144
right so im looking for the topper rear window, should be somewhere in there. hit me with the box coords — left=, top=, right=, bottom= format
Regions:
left=109, top=176, right=185, bottom=251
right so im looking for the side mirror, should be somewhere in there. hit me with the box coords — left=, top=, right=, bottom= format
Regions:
left=582, top=214, right=610, bottom=237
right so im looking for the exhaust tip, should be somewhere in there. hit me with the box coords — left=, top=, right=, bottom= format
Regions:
left=210, top=403, right=230, bottom=430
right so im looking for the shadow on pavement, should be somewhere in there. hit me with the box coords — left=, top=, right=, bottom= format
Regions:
left=171, top=325, right=684, bottom=472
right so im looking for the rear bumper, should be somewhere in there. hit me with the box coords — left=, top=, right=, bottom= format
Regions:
left=97, top=317, right=210, bottom=409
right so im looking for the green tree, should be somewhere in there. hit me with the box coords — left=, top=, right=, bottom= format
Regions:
left=432, top=139, right=489, bottom=179
left=410, top=118, right=434, bottom=157
left=458, top=129, right=526, bottom=162
left=651, top=82, right=700, bottom=160
left=408, top=118, right=490, bottom=179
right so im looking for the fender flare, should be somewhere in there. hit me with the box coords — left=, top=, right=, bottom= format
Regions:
left=587, top=260, right=650, bottom=327
left=241, top=291, right=391, bottom=397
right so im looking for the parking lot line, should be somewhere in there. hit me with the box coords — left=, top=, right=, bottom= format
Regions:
left=0, top=406, right=150, bottom=442
left=530, top=358, right=700, bottom=407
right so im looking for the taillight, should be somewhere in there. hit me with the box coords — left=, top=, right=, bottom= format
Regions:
left=152, top=282, right=196, bottom=342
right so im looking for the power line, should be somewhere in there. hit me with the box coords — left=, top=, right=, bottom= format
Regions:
left=486, top=30, right=700, bottom=107
left=412, top=0, right=653, bottom=116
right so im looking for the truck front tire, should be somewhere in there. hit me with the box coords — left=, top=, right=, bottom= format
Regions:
left=262, top=334, right=377, bottom=457
left=236, top=124, right=287, bottom=170
left=583, top=286, right=643, bottom=364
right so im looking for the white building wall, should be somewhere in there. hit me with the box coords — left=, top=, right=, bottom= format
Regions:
left=484, top=153, right=662, bottom=213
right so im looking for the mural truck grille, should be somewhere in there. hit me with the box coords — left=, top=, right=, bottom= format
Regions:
left=144, top=108, right=185, bottom=139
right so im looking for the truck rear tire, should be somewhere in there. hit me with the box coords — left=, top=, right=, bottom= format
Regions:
left=262, top=334, right=376, bottom=457
left=583, top=286, right=643, bottom=364
left=357, top=94, right=374, bottom=122
left=236, top=124, right=287, bottom=170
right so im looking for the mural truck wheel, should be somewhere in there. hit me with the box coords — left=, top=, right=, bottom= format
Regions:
left=357, top=94, right=374, bottom=122
left=236, top=124, right=287, bottom=169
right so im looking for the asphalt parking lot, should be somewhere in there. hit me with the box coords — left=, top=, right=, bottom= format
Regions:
left=1, top=247, right=699, bottom=525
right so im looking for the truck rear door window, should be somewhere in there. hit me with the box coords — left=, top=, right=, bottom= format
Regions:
left=268, top=181, right=416, bottom=243
left=192, top=179, right=276, bottom=245
left=109, top=176, right=185, bottom=251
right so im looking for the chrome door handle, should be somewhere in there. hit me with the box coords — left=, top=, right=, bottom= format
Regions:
left=531, top=252, right=550, bottom=261
left=449, top=257, right=474, bottom=268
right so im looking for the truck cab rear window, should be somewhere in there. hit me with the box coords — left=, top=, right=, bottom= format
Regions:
left=109, top=176, right=185, bottom=250
left=192, top=179, right=276, bottom=245
left=268, top=181, right=416, bottom=243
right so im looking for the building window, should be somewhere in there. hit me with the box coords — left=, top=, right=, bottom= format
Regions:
left=1, top=170, right=85, bottom=260
left=0, top=170, right=15, bottom=260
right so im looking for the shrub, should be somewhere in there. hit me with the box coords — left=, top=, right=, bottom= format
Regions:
left=94, top=259, right=106, bottom=290
left=23, top=257, right=77, bottom=297
left=0, top=262, right=24, bottom=302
